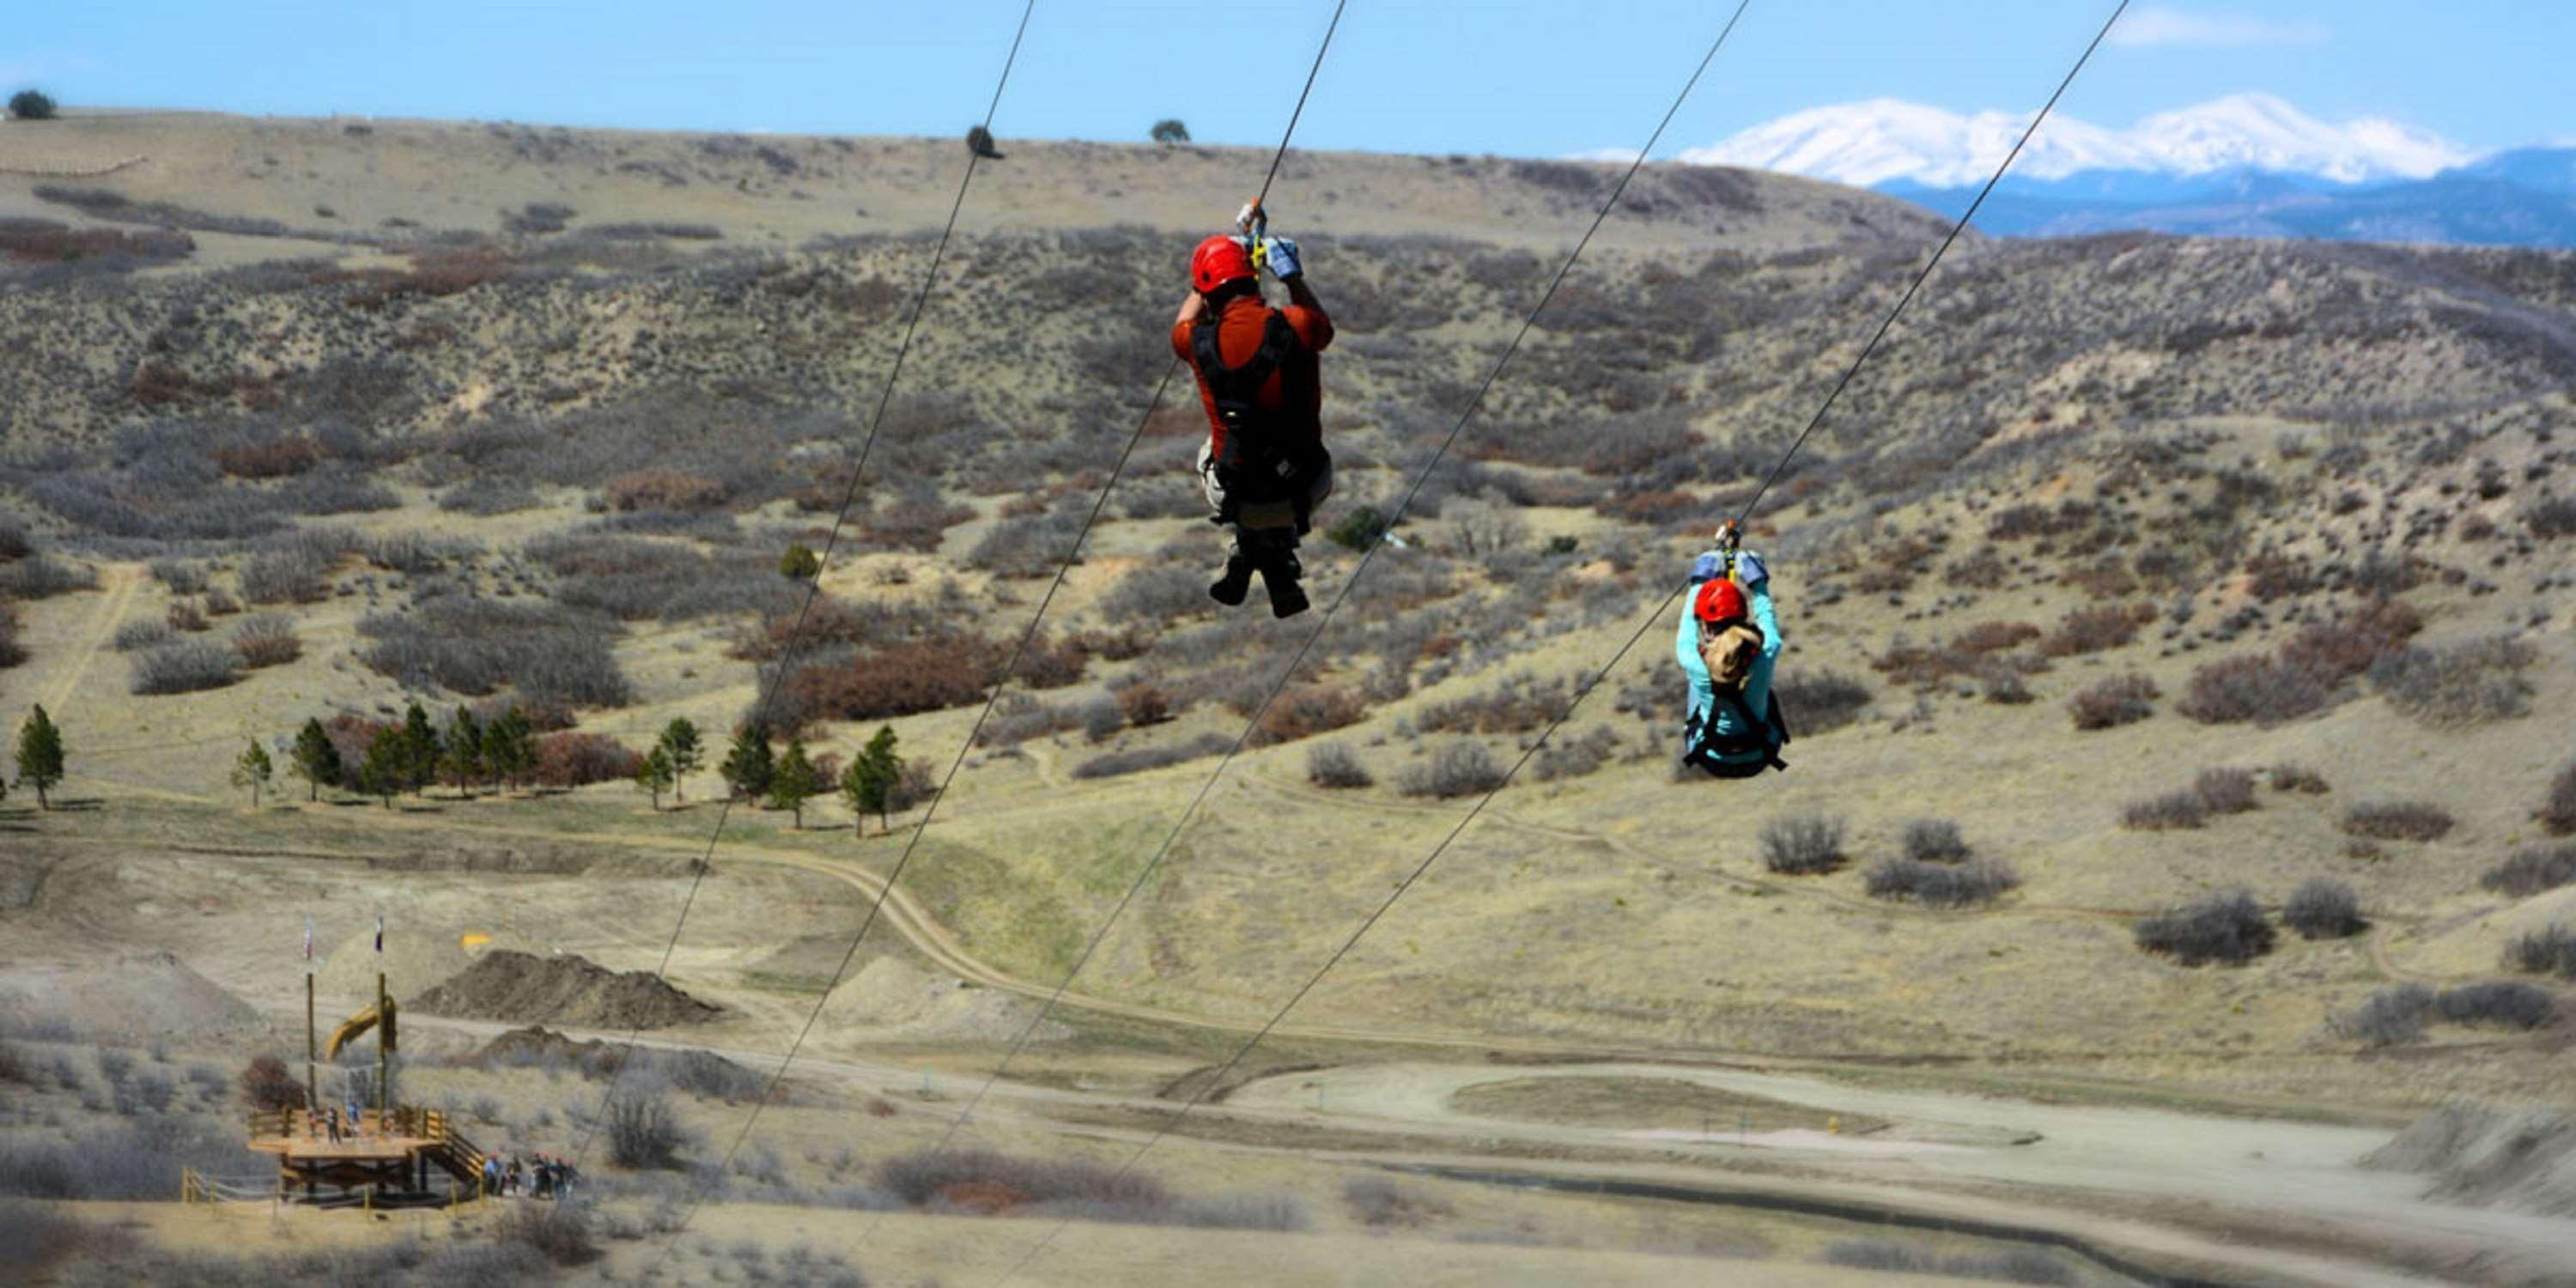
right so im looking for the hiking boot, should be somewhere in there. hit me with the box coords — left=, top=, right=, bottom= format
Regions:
left=1259, top=560, right=1309, bottom=618
left=1209, top=556, right=1254, bottom=607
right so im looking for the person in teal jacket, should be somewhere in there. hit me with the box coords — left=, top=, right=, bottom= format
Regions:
left=1676, top=533, right=1788, bottom=778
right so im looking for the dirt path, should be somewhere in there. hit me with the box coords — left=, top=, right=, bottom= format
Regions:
left=40, top=561, right=143, bottom=711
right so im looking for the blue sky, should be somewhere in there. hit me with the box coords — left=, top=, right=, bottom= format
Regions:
left=5, top=2, right=2567, bottom=156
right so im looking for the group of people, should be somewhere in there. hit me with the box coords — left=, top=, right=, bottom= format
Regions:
left=315, top=1101, right=373, bottom=1144
left=480, top=1151, right=576, bottom=1200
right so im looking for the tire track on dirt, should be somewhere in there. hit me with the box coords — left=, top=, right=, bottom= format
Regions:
left=41, top=562, right=143, bottom=712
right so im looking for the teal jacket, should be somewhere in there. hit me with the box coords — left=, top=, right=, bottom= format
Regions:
left=1677, top=575, right=1783, bottom=769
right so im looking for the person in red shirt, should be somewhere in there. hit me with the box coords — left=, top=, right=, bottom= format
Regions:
left=1171, top=229, right=1334, bottom=617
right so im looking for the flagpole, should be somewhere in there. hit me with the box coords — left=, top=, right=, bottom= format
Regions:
left=303, top=914, right=317, bottom=1118
left=374, top=913, right=388, bottom=1127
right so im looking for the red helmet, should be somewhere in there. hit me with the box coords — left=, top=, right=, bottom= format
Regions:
left=1191, top=234, right=1255, bottom=295
left=1693, top=578, right=1747, bottom=627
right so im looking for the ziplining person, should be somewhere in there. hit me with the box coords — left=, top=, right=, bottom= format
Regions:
left=1677, top=521, right=1789, bottom=777
left=1176, top=201, right=1335, bottom=617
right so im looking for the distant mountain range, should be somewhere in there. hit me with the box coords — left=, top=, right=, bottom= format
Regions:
left=1686, top=94, right=2576, bottom=249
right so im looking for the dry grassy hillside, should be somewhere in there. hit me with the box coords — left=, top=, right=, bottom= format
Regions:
left=7, top=112, right=2576, bottom=1287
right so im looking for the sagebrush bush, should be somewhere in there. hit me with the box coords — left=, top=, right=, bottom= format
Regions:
left=2194, top=768, right=2258, bottom=814
left=239, top=549, right=331, bottom=605
left=1098, top=565, right=1212, bottom=624
left=1760, top=813, right=1845, bottom=874
left=1414, top=672, right=1571, bottom=735
left=2270, top=762, right=2330, bottom=794
left=2067, top=673, right=2158, bottom=730
left=2334, top=985, right=2432, bottom=1047
left=165, top=599, right=208, bottom=632
left=2121, top=790, right=2206, bottom=831
left=2369, top=636, right=2536, bottom=726
left=2277, top=599, right=2421, bottom=684
left=2435, top=981, right=2555, bottom=1030
left=2538, top=759, right=2576, bottom=837
left=1307, top=743, right=1372, bottom=788
left=112, top=620, right=174, bottom=652
left=2341, top=800, right=2454, bottom=842
left=2484, top=844, right=2576, bottom=896
left=130, top=640, right=240, bottom=695
left=0, top=555, right=98, bottom=600
left=359, top=598, right=631, bottom=708
left=2283, top=878, right=2366, bottom=939
left=2039, top=603, right=2148, bottom=657
left=2135, top=890, right=2273, bottom=966
left=1864, top=857, right=2018, bottom=907
left=603, top=1087, right=687, bottom=1170
left=1251, top=684, right=1367, bottom=747
left=1342, top=1176, right=1454, bottom=1229
left=1774, top=671, right=1870, bottom=734
left=2177, top=653, right=2333, bottom=726
left=1070, top=733, right=1231, bottom=781
left=2522, top=495, right=2576, bottom=538
left=1532, top=726, right=1617, bottom=782
left=230, top=613, right=301, bottom=668
left=2503, top=925, right=2576, bottom=978
left=0, top=598, right=19, bottom=669
left=1822, top=1239, right=2075, bottom=1286
left=1902, top=818, right=1970, bottom=863
left=1396, top=740, right=1507, bottom=799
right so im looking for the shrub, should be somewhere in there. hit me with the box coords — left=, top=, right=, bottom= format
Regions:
left=0, top=598, right=18, bottom=669
left=2277, top=598, right=2421, bottom=684
left=9, top=90, right=59, bottom=120
left=0, top=518, right=27, bottom=561
left=2038, top=604, right=2148, bottom=657
left=440, top=478, right=542, bottom=515
left=1902, top=818, right=1970, bottom=863
left=147, top=559, right=206, bottom=593
left=1114, top=680, right=1176, bottom=727
left=2341, top=800, right=2454, bottom=842
left=112, top=620, right=174, bottom=652
left=239, top=549, right=331, bottom=605
left=2271, top=762, right=2330, bottom=794
left=2136, top=890, right=2273, bottom=965
left=535, top=732, right=644, bottom=787
left=1251, top=684, right=1367, bottom=746
left=2067, top=674, right=2158, bottom=730
left=2545, top=760, right=2576, bottom=837
left=600, top=1087, right=689, bottom=1169
left=2435, top=981, right=2555, bottom=1030
left=1098, top=565, right=1212, bottom=624
left=1308, top=743, right=1372, bottom=788
left=775, top=633, right=1000, bottom=731
left=603, top=469, right=729, bottom=513
left=2283, top=878, right=2366, bottom=939
left=165, top=599, right=208, bottom=632
left=2334, top=985, right=2432, bottom=1047
left=1864, top=857, right=2019, bottom=907
left=1070, top=733, right=1231, bottom=780
left=2120, top=791, right=2206, bottom=831
left=878, top=1148, right=1167, bottom=1212
left=2369, top=637, right=2536, bottom=726
left=358, top=598, right=632, bottom=708
left=1414, top=672, right=1570, bottom=735
left=1774, top=671, right=1870, bottom=735
left=230, top=614, right=301, bottom=668
left=130, top=639, right=240, bottom=695
left=1325, top=506, right=1389, bottom=552
left=0, top=555, right=97, bottom=599
left=1342, top=1176, right=1453, bottom=1229
left=1150, top=118, right=1191, bottom=144
left=495, top=1200, right=599, bottom=1267
left=2194, top=768, right=2258, bottom=814
left=1532, top=726, right=1617, bottom=782
left=240, top=1056, right=304, bottom=1112
left=1013, top=632, right=1089, bottom=690
left=1759, top=813, right=1845, bottom=875
left=2484, top=844, right=2576, bottom=896
left=1397, top=740, right=1509, bottom=799
left=2502, top=925, right=2576, bottom=979
left=1821, top=1239, right=2075, bottom=1286
left=2177, top=653, right=2333, bottom=726
left=2522, top=495, right=2576, bottom=538
left=204, top=587, right=240, bottom=616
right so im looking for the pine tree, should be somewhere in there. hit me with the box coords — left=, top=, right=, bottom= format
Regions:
left=657, top=718, right=703, bottom=803
left=15, top=704, right=64, bottom=810
left=635, top=745, right=675, bottom=811
left=720, top=721, right=775, bottom=803
left=290, top=718, right=342, bottom=802
left=777, top=544, right=821, bottom=580
left=398, top=702, right=440, bottom=797
left=485, top=707, right=534, bottom=794
left=231, top=739, right=274, bottom=809
left=440, top=706, right=484, bottom=799
left=357, top=726, right=406, bottom=809
left=769, top=736, right=819, bottom=828
left=843, top=725, right=902, bottom=837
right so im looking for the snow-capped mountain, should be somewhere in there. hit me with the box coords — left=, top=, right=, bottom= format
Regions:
left=1684, top=94, right=2473, bottom=188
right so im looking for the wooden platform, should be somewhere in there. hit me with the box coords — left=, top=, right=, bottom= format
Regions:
left=248, top=1107, right=487, bottom=1200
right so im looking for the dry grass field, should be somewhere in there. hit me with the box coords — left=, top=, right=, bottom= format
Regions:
left=6, top=108, right=2576, bottom=1286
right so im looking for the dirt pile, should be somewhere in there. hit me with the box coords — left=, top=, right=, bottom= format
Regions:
left=821, top=957, right=1065, bottom=1044
left=471, top=1025, right=762, bottom=1100
left=416, top=951, right=720, bottom=1030
left=0, top=951, right=262, bottom=1042
left=313, top=923, right=527, bottom=1006
left=2364, top=1105, right=2576, bottom=1216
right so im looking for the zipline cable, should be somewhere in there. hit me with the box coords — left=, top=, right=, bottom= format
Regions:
left=959, top=4, right=1759, bottom=1281
left=983, top=2, right=2129, bottom=1281
left=634, top=0, right=1355, bottom=1257
left=568, top=0, right=1037, bottom=1179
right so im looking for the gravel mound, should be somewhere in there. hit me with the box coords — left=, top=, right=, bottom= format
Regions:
left=471, top=1025, right=761, bottom=1100
left=415, top=951, right=720, bottom=1030
left=2364, top=1105, right=2576, bottom=1216
left=0, top=951, right=262, bottom=1042
left=820, top=957, right=1065, bottom=1044
left=313, top=923, right=526, bottom=1007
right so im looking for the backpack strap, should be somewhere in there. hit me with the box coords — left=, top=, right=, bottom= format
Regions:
left=1191, top=311, right=1315, bottom=514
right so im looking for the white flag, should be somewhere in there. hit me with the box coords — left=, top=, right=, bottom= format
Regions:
left=303, top=915, right=313, bottom=963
